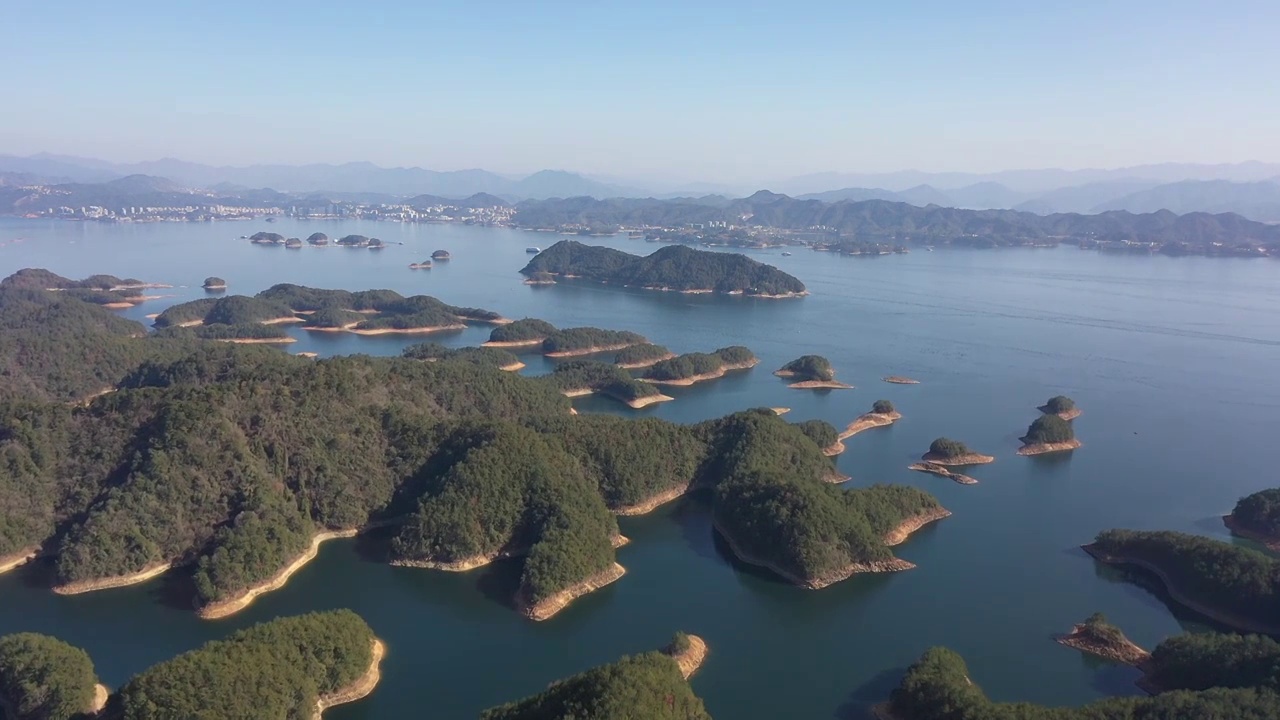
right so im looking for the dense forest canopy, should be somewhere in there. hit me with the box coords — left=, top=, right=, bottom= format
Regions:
left=887, top=646, right=1280, bottom=719
left=1090, top=530, right=1280, bottom=627
left=0, top=632, right=99, bottom=720
left=489, top=318, right=558, bottom=343
left=1023, top=415, right=1074, bottom=444
left=521, top=240, right=806, bottom=296
left=543, top=360, right=663, bottom=403
left=114, top=610, right=375, bottom=719
left=642, top=346, right=756, bottom=381
left=1043, top=395, right=1076, bottom=414
left=402, top=342, right=520, bottom=369
left=928, top=438, right=973, bottom=458
left=872, top=399, right=896, bottom=414
left=777, top=355, right=835, bottom=382
left=1232, top=488, right=1280, bottom=537
left=542, top=327, right=646, bottom=354
left=481, top=650, right=711, bottom=720
left=613, top=343, right=673, bottom=365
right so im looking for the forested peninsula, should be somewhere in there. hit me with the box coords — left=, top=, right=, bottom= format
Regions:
left=0, top=269, right=945, bottom=620
left=520, top=240, right=807, bottom=297
left=877, top=632, right=1280, bottom=720
left=481, top=634, right=712, bottom=719
left=1225, top=488, right=1280, bottom=550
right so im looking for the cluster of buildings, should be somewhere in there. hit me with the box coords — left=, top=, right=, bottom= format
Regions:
left=32, top=204, right=282, bottom=222
left=287, top=202, right=515, bottom=226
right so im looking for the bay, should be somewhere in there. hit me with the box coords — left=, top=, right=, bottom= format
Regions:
left=2, top=216, right=1278, bottom=718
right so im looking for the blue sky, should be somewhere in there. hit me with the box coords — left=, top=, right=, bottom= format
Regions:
left=2, top=0, right=1276, bottom=181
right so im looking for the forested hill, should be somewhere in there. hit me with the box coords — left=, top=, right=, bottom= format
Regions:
left=514, top=192, right=1280, bottom=248
left=521, top=240, right=806, bottom=295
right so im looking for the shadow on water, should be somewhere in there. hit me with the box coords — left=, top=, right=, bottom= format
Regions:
left=834, top=666, right=906, bottom=720
left=154, top=566, right=199, bottom=612
left=475, top=557, right=523, bottom=611
left=708, top=527, right=791, bottom=587
left=1088, top=560, right=1230, bottom=635
left=669, top=491, right=721, bottom=564
left=1025, top=450, right=1076, bottom=471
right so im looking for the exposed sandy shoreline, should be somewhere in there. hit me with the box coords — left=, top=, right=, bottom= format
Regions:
left=456, top=314, right=513, bottom=325
left=616, top=352, right=677, bottom=369
left=111, top=283, right=173, bottom=291
left=313, top=638, right=385, bottom=719
left=197, top=529, right=360, bottom=620
left=499, top=361, right=526, bottom=372
left=544, top=342, right=643, bottom=358
left=349, top=323, right=467, bottom=336
left=52, top=562, right=174, bottom=595
left=626, top=393, right=675, bottom=409
left=882, top=376, right=920, bottom=384
left=91, top=683, right=109, bottom=714
left=920, top=451, right=995, bottom=466
left=640, top=359, right=759, bottom=386
left=297, top=352, right=319, bottom=358
left=1017, top=439, right=1082, bottom=456
left=482, top=338, right=545, bottom=348
left=216, top=337, right=298, bottom=344
left=1040, top=405, right=1082, bottom=420
left=1223, top=514, right=1280, bottom=552
left=839, top=411, right=902, bottom=440
left=788, top=380, right=854, bottom=390
left=1055, top=624, right=1150, bottom=666
left=519, top=563, right=626, bottom=621
left=523, top=278, right=556, bottom=285
left=1081, top=544, right=1280, bottom=634
left=560, top=388, right=595, bottom=398
left=666, top=634, right=709, bottom=680
left=260, top=316, right=306, bottom=325
left=203, top=283, right=228, bottom=290
left=822, top=439, right=845, bottom=456
left=908, top=462, right=979, bottom=485
left=614, top=484, right=693, bottom=516
left=883, top=508, right=952, bottom=547
left=0, top=547, right=38, bottom=575
left=770, top=407, right=791, bottom=415
left=391, top=546, right=526, bottom=572
left=304, top=323, right=360, bottom=333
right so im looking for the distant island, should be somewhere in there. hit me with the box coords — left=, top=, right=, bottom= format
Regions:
left=431, top=249, right=451, bottom=260
left=840, top=400, right=902, bottom=440
left=202, top=276, right=227, bottom=291
left=520, top=240, right=807, bottom=297
left=640, top=346, right=758, bottom=386
left=1040, top=394, right=1081, bottom=420
left=542, top=326, right=648, bottom=358
left=921, top=437, right=994, bottom=466
left=774, top=355, right=853, bottom=389
left=1055, top=612, right=1150, bottom=666
left=613, top=343, right=676, bottom=369
left=1224, top=488, right=1280, bottom=551
left=1018, top=414, right=1081, bottom=455
left=883, top=375, right=920, bottom=384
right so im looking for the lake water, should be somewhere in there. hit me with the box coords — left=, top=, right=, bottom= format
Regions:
left=2, top=217, right=1279, bottom=719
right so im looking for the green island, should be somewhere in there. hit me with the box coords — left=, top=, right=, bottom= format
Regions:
left=1, top=269, right=167, bottom=309
left=876, top=637, right=1280, bottom=720
left=0, top=269, right=945, bottom=620
left=1039, top=394, right=1081, bottom=420
left=773, top=355, right=853, bottom=389
left=432, top=249, right=451, bottom=260
left=1017, top=414, right=1080, bottom=455
left=1225, top=488, right=1280, bottom=550
left=640, top=346, right=758, bottom=386
left=545, top=360, right=673, bottom=409
left=485, top=318, right=559, bottom=347
left=285, top=237, right=303, bottom=248
left=336, top=234, right=370, bottom=246
left=481, top=633, right=711, bottom=719
left=0, top=632, right=106, bottom=719
left=541, top=327, right=647, bottom=357
left=201, top=276, right=227, bottom=291
left=1053, top=612, right=1150, bottom=666
left=840, top=399, right=903, bottom=440
left=613, top=343, right=676, bottom=369
left=402, top=342, right=525, bottom=371
left=306, top=232, right=329, bottom=246
left=1083, top=529, right=1280, bottom=634
left=250, top=231, right=285, bottom=245
left=921, top=437, right=995, bottom=466
left=520, top=240, right=807, bottom=297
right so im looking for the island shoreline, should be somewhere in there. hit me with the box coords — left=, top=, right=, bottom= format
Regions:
left=518, top=563, right=627, bottom=621
left=313, top=638, right=385, bottom=719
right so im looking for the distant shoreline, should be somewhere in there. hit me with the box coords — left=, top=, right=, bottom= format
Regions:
left=640, top=359, right=758, bottom=386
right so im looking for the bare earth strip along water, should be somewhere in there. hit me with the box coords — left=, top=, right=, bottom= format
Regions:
left=1, top=217, right=1278, bottom=718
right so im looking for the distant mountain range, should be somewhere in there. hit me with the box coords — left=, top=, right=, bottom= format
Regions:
left=2, top=153, right=1279, bottom=220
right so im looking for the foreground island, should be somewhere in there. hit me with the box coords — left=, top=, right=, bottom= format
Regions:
left=521, top=240, right=807, bottom=297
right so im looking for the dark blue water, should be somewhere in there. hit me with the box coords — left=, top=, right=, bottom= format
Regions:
left=2, top=217, right=1278, bottom=718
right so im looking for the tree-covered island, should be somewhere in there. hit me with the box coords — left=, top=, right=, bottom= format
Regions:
left=0, top=633, right=106, bottom=720
left=541, top=327, right=648, bottom=357
left=921, top=438, right=995, bottom=466
left=1224, top=488, right=1280, bottom=551
left=1054, top=612, right=1150, bottom=666
left=840, top=399, right=903, bottom=440
left=1017, top=414, right=1081, bottom=455
left=202, top=276, right=227, bottom=290
left=0, top=268, right=947, bottom=622
left=613, top=343, right=676, bottom=369
left=774, top=355, right=853, bottom=389
left=1039, top=395, right=1081, bottom=420
left=640, top=346, right=758, bottom=386
left=520, top=240, right=807, bottom=297
left=484, top=318, right=558, bottom=347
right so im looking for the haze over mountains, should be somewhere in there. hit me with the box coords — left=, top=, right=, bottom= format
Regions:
left=2, top=153, right=1279, bottom=221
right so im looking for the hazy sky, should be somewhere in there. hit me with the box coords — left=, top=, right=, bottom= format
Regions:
left=3, top=0, right=1277, bottom=182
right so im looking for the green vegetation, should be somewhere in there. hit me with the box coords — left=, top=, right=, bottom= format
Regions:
left=202, top=276, right=226, bottom=289
left=1, top=269, right=142, bottom=292
left=115, top=610, right=375, bottom=719
left=643, top=346, right=756, bottom=381
left=1232, top=488, right=1280, bottom=538
left=1022, top=415, right=1074, bottom=444
left=303, top=307, right=365, bottom=329
left=666, top=631, right=692, bottom=655
left=795, top=419, right=839, bottom=451
left=154, top=296, right=294, bottom=327
left=337, top=234, right=369, bottom=246
left=0, top=633, right=99, bottom=720
left=777, top=355, right=835, bottom=382
left=544, top=361, right=663, bottom=404
left=1078, top=612, right=1126, bottom=646
left=872, top=399, right=895, bottom=414
left=152, top=298, right=218, bottom=327
left=402, top=343, right=520, bottom=369
left=481, top=650, right=711, bottom=720
left=886, top=646, right=1280, bottom=720
left=613, top=343, right=673, bottom=366
left=928, top=438, right=973, bottom=458
left=1146, top=632, right=1280, bottom=692
left=490, top=318, right=558, bottom=343
left=306, top=232, right=328, bottom=245
left=159, top=323, right=291, bottom=342
left=1043, top=395, right=1077, bottom=414
left=1090, top=530, right=1280, bottom=628
left=521, top=240, right=806, bottom=296
left=542, top=327, right=646, bottom=354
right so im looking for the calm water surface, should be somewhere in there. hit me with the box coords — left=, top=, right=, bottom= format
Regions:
left=2, top=217, right=1279, bottom=718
